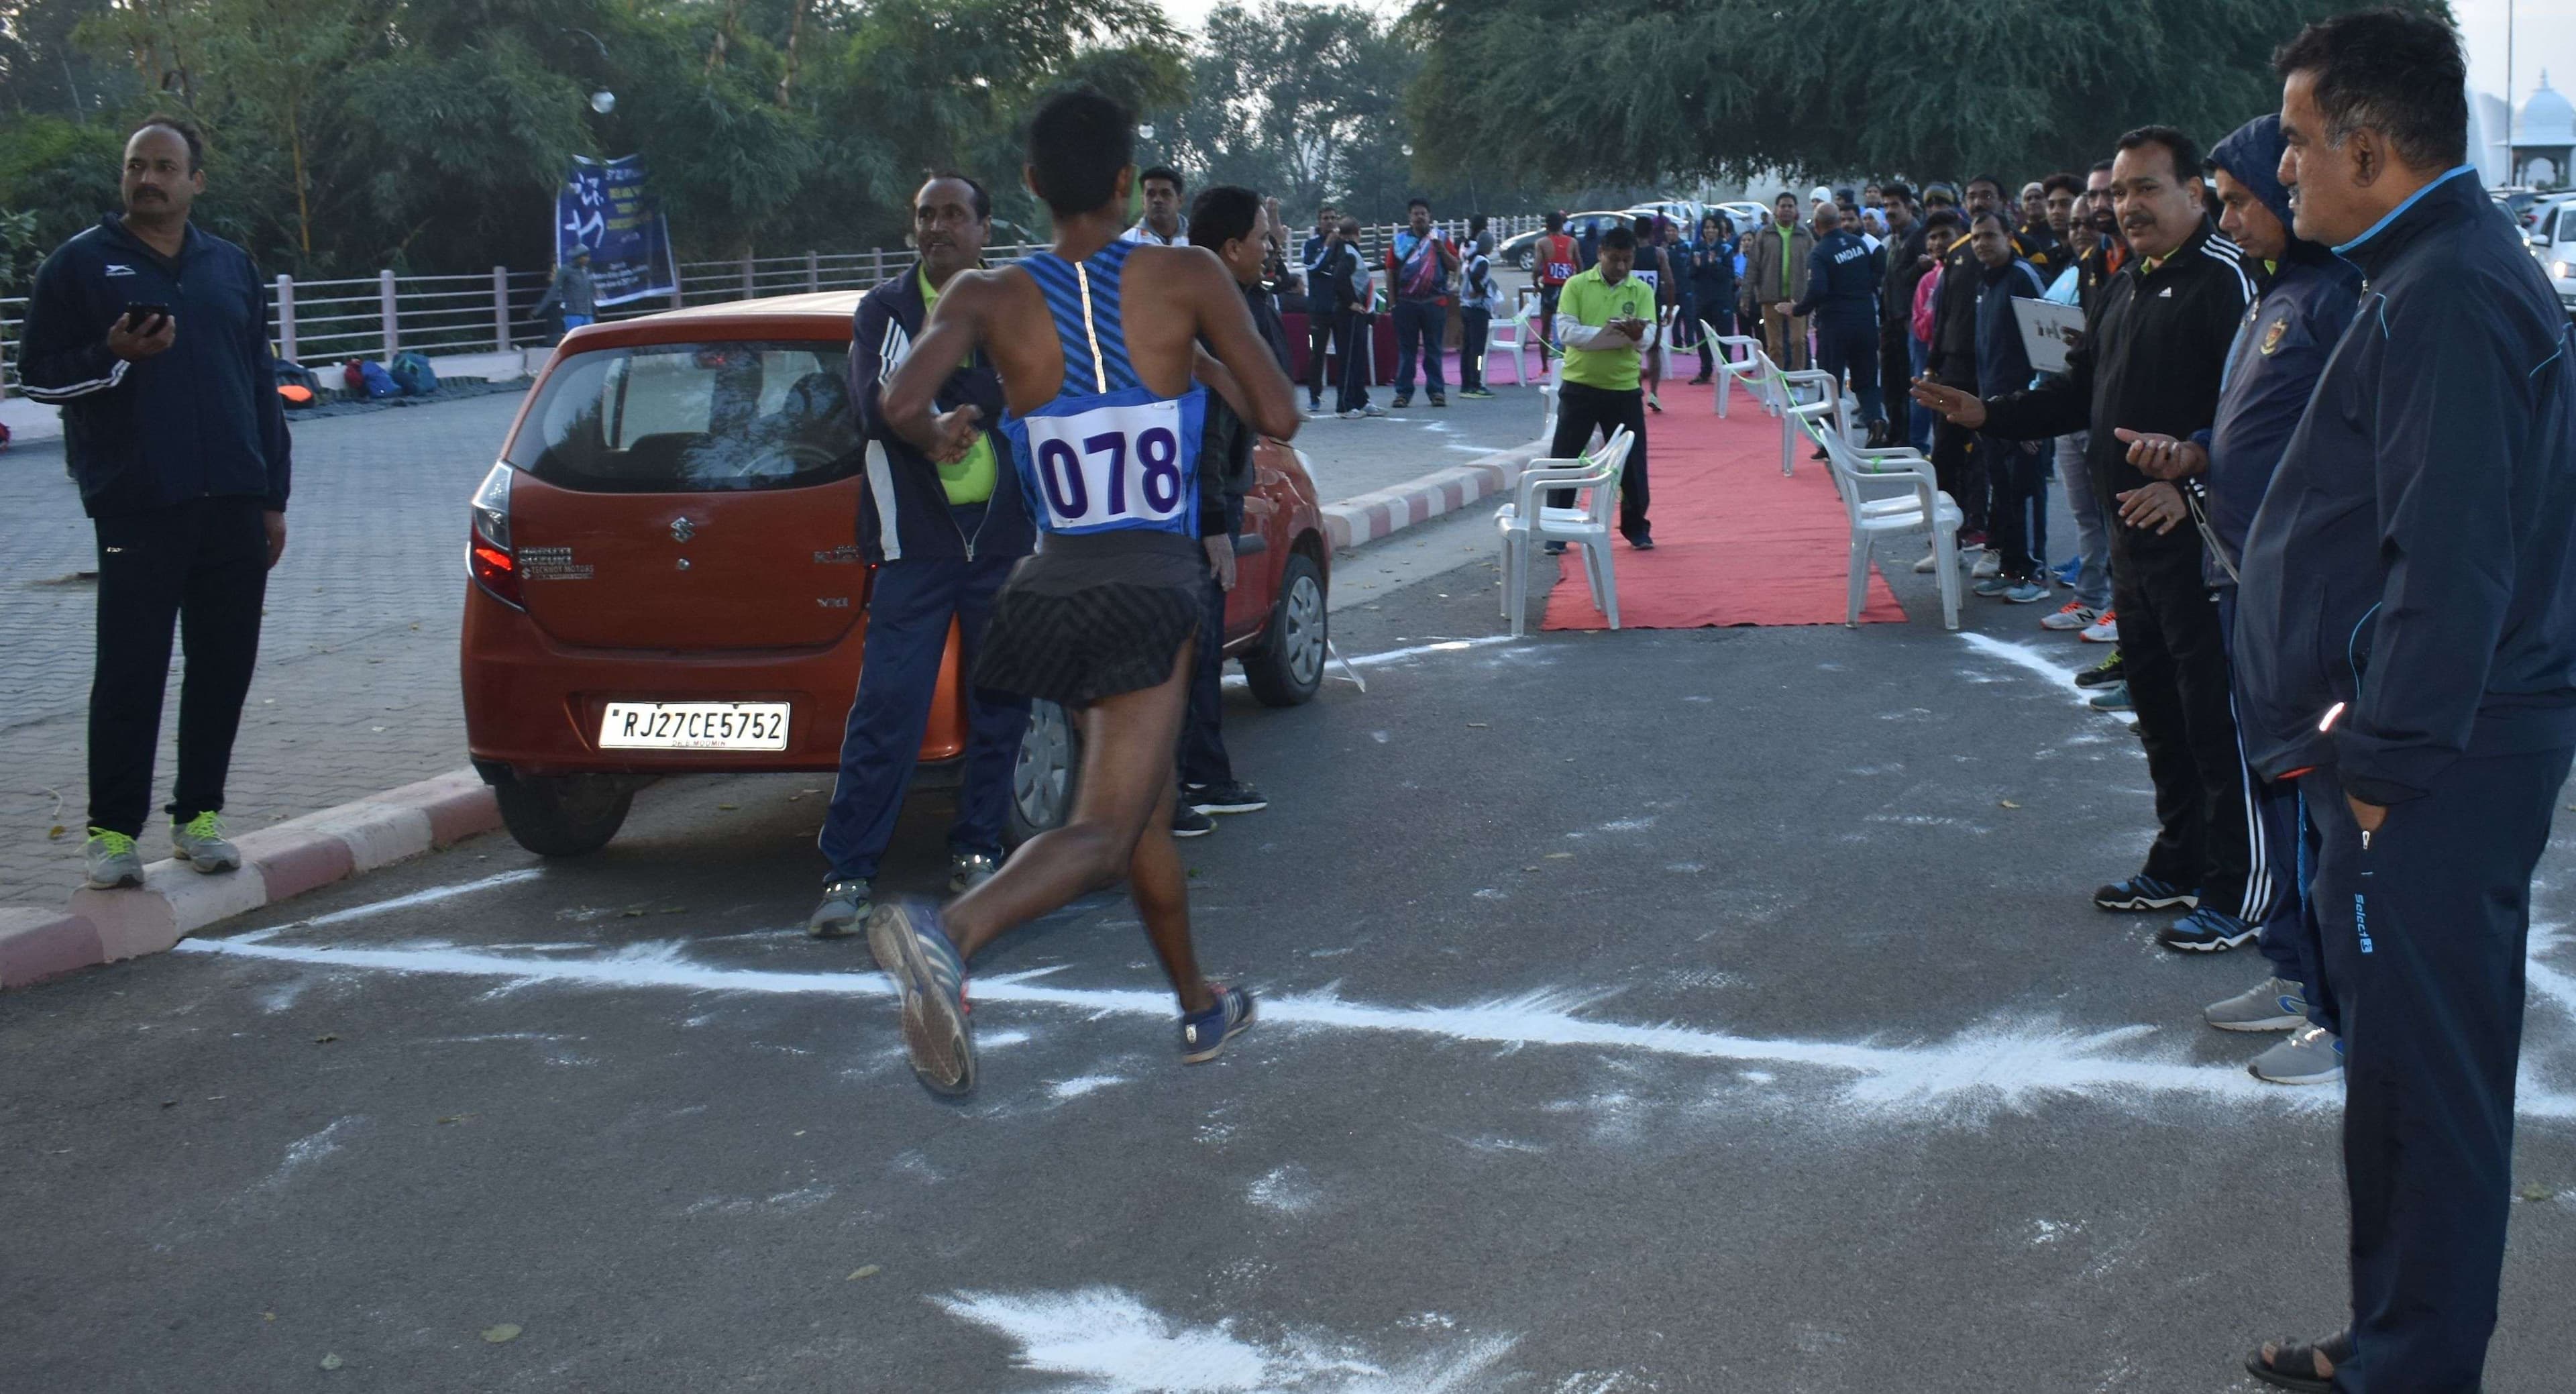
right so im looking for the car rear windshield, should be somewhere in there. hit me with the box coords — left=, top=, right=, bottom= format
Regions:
left=507, top=340, right=860, bottom=492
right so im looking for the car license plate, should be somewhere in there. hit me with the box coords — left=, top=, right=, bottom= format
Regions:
left=598, top=701, right=790, bottom=751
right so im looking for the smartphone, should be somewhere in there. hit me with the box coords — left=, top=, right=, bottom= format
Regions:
left=121, top=301, right=171, bottom=331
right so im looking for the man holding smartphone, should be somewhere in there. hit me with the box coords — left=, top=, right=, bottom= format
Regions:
left=1544, top=223, right=1655, bottom=551
left=17, top=117, right=292, bottom=890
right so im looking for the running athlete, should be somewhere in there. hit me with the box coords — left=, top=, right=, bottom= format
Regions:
left=869, top=89, right=1301, bottom=1097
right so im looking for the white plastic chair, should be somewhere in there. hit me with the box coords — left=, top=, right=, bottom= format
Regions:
left=1535, top=380, right=1558, bottom=445
left=1706, top=329, right=1776, bottom=419
left=1487, top=306, right=1540, bottom=388
left=1784, top=396, right=1962, bottom=629
left=1495, top=426, right=1635, bottom=637
left=1770, top=362, right=1846, bottom=477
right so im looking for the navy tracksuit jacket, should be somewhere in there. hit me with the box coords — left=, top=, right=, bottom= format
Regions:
left=818, top=264, right=1034, bottom=883
left=2192, top=115, right=2365, bottom=1022
left=2236, top=166, right=2576, bottom=1393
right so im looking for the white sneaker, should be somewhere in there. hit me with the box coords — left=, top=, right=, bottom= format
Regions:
left=2249, top=1024, right=2345, bottom=1085
left=2080, top=611, right=2120, bottom=643
left=1971, top=551, right=2002, bottom=580
left=2040, top=601, right=2100, bottom=632
left=2205, top=975, right=2308, bottom=1032
left=1912, top=549, right=1939, bottom=574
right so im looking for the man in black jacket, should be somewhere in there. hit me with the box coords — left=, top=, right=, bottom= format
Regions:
left=1875, top=182, right=1927, bottom=448
left=810, top=174, right=1034, bottom=937
left=1176, top=184, right=1287, bottom=829
left=1915, top=126, right=2256, bottom=950
left=18, top=118, right=291, bottom=891
left=2241, top=14, right=2576, bottom=1391
left=1926, top=176, right=2012, bottom=541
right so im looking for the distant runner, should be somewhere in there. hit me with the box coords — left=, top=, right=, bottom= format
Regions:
left=872, top=89, right=1301, bottom=1096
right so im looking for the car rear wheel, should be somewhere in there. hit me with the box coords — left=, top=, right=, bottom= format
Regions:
left=492, top=772, right=633, bottom=857
left=1512, top=247, right=1534, bottom=271
left=1006, top=700, right=1081, bottom=847
left=1245, top=551, right=1327, bottom=708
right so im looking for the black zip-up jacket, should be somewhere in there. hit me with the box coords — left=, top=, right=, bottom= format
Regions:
left=847, top=263, right=1032, bottom=565
left=1791, top=229, right=1879, bottom=331
left=1880, top=222, right=1931, bottom=352
left=2235, top=168, right=2576, bottom=802
left=18, top=216, right=290, bottom=518
left=1928, top=233, right=1984, bottom=384
left=1196, top=278, right=1293, bottom=539
left=1980, top=218, right=2253, bottom=562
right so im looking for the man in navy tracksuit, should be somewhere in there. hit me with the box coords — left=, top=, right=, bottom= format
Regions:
left=1963, top=209, right=2051, bottom=600
left=1790, top=202, right=1884, bottom=439
left=17, top=119, right=290, bottom=890
left=2239, top=14, right=2576, bottom=1392
left=808, top=176, right=1034, bottom=938
left=2119, top=114, right=2361, bottom=1085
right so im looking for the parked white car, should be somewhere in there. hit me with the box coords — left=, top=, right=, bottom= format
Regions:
left=2526, top=195, right=2576, bottom=319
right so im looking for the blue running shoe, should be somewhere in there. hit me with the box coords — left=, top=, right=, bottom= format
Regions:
left=867, top=900, right=975, bottom=1096
left=1179, top=983, right=1256, bottom=1064
left=2157, top=904, right=2259, bottom=953
left=2053, top=555, right=2082, bottom=585
left=2094, top=874, right=2198, bottom=913
left=2086, top=681, right=2133, bottom=712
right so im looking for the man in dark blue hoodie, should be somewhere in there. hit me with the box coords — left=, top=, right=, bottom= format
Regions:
left=17, top=119, right=291, bottom=891
left=2116, top=114, right=2361, bottom=1085
left=2238, top=13, right=2576, bottom=1393
left=1962, top=209, right=2052, bottom=603
left=809, top=174, right=1034, bottom=938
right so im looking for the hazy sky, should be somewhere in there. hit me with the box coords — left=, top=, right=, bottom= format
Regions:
left=1153, top=0, right=2576, bottom=128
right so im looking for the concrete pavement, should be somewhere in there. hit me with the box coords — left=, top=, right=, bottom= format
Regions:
left=6, top=501, right=2573, bottom=1391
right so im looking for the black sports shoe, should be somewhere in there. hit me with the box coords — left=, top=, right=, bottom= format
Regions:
left=1625, top=531, right=1655, bottom=550
left=2157, top=905, right=2258, bottom=953
left=1185, top=780, right=1269, bottom=815
left=2094, top=875, right=2198, bottom=913
left=2074, top=650, right=2125, bottom=688
left=1173, top=804, right=1216, bottom=838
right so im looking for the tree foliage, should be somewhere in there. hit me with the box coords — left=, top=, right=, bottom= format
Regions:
left=0, top=0, right=1191, bottom=276
left=1407, top=0, right=2453, bottom=189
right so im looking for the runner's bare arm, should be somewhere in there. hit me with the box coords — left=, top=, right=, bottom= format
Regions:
left=1184, top=254, right=1300, bottom=440
left=883, top=270, right=992, bottom=462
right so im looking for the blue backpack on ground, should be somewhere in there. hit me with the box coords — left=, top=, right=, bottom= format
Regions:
left=388, top=351, right=439, bottom=396
left=358, top=360, right=400, bottom=398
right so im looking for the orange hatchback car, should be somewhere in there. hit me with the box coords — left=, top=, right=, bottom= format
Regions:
left=460, top=291, right=1332, bottom=857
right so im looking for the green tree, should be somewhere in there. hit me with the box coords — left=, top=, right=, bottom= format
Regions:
left=1407, top=0, right=2451, bottom=189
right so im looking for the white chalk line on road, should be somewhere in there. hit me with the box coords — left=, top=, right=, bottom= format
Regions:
left=168, top=932, right=2576, bottom=1120
left=231, top=868, right=545, bottom=943
left=1958, top=632, right=2138, bottom=727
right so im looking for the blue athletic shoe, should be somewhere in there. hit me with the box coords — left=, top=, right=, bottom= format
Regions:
left=866, top=900, right=975, bottom=1096
left=2094, top=874, right=2198, bottom=913
left=2086, top=681, right=2133, bottom=712
left=2053, top=555, right=2082, bottom=585
left=2157, top=904, right=2259, bottom=953
left=1179, top=983, right=1256, bottom=1064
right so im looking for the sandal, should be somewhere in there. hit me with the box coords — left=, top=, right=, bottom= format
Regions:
left=2245, top=1330, right=2353, bottom=1393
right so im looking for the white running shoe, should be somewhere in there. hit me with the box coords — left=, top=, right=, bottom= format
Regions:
left=2205, top=976, right=2308, bottom=1032
left=2080, top=610, right=2120, bottom=643
left=1971, top=551, right=2002, bottom=580
left=2041, top=601, right=2100, bottom=632
left=1912, top=549, right=1939, bottom=574
left=2249, top=1024, right=2345, bottom=1085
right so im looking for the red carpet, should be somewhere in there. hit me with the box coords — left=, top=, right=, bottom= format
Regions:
left=1543, top=386, right=1908, bottom=629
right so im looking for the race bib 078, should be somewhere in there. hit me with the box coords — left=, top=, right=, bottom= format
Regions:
left=1010, top=390, right=1204, bottom=535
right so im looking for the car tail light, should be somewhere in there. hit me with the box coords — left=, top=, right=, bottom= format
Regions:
left=468, top=462, right=523, bottom=609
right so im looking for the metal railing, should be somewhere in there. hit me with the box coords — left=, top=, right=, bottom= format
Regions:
left=1, top=216, right=1541, bottom=396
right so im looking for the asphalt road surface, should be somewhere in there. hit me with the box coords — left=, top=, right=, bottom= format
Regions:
left=7, top=506, right=2574, bottom=1392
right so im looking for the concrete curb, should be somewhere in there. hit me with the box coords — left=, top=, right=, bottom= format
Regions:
left=1322, top=439, right=1550, bottom=551
left=0, top=437, right=1546, bottom=990
left=0, top=771, right=498, bottom=989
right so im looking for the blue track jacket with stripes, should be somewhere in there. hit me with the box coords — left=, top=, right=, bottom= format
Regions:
left=17, top=215, right=290, bottom=518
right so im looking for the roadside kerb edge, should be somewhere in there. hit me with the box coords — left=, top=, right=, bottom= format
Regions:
left=1, top=771, right=498, bottom=988
left=1323, top=439, right=1548, bottom=551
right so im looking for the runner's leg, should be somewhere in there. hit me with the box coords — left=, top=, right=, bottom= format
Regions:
left=940, top=641, right=1208, bottom=1010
